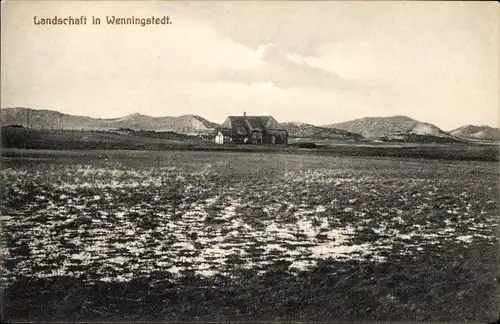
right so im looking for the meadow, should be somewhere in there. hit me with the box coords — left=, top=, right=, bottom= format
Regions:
left=1, top=149, right=499, bottom=322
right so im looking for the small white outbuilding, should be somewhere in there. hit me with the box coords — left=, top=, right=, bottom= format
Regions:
left=215, top=132, right=224, bottom=144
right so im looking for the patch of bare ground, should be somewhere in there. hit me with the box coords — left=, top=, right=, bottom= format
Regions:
left=1, top=149, right=498, bottom=321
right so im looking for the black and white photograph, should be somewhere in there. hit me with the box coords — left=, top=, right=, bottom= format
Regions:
left=1, top=1, right=499, bottom=322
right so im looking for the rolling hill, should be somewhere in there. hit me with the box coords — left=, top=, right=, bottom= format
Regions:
left=3, top=108, right=496, bottom=145
left=449, top=125, right=500, bottom=142
left=0, top=108, right=218, bottom=135
left=280, top=122, right=364, bottom=140
left=323, top=116, right=462, bottom=142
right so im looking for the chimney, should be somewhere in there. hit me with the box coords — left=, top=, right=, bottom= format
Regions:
left=243, top=111, right=246, bottom=117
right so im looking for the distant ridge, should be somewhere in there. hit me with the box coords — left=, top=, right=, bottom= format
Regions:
left=323, top=116, right=459, bottom=142
left=280, top=122, right=363, bottom=140
left=449, top=124, right=500, bottom=142
left=3, top=108, right=497, bottom=144
left=0, top=107, right=218, bottom=135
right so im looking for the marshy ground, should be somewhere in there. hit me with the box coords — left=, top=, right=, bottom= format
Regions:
left=1, top=149, right=499, bottom=322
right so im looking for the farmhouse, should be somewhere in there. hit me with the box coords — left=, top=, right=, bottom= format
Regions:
left=215, top=113, right=288, bottom=145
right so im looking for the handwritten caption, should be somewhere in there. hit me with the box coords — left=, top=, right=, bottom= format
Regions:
left=33, top=15, right=172, bottom=26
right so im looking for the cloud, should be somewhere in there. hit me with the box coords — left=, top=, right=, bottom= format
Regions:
left=1, top=1, right=498, bottom=129
left=1, top=9, right=266, bottom=116
left=221, top=43, right=364, bottom=91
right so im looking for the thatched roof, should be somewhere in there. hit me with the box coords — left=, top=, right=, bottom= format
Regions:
left=219, top=116, right=286, bottom=136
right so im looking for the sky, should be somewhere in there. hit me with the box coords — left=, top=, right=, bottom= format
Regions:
left=1, top=1, right=499, bottom=130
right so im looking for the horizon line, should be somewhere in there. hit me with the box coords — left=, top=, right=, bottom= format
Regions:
left=1, top=106, right=498, bottom=131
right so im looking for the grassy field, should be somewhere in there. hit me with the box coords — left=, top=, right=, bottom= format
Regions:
left=1, top=149, right=499, bottom=322
left=2, top=126, right=499, bottom=162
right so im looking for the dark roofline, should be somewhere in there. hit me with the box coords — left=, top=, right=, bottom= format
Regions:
left=227, top=115, right=274, bottom=118
left=222, top=115, right=287, bottom=132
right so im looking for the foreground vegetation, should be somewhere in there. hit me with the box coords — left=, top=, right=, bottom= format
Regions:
left=1, top=149, right=499, bottom=322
